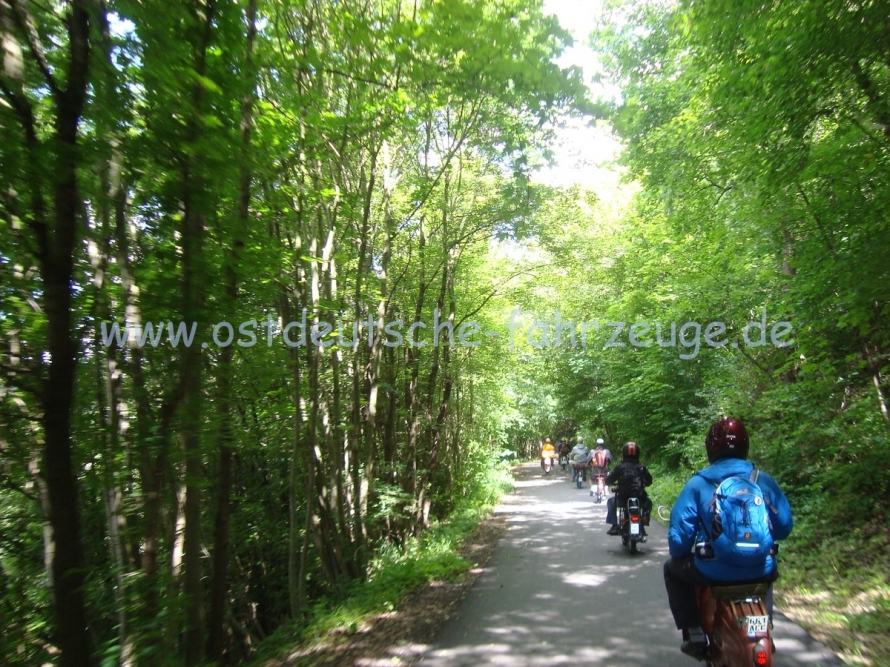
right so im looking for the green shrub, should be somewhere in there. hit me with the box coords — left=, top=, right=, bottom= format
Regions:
left=249, top=463, right=510, bottom=666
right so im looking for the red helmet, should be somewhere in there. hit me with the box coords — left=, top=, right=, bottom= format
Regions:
left=705, top=417, right=749, bottom=463
left=622, top=441, right=640, bottom=460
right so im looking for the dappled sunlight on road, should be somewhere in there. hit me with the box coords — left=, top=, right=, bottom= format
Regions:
left=561, top=570, right=608, bottom=587
left=417, top=462, right=843, bottom=667
left=511, top=477, right=568, bottom=490
left=418, top=463, right=687, bottom=666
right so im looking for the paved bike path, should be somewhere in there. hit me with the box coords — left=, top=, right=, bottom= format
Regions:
left=417, top=462, right=844, bottom=667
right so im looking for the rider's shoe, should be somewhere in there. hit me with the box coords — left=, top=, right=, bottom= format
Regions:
left=607, top=525, right=622, bottom=536
left=680, top=640, right=709, bottom=661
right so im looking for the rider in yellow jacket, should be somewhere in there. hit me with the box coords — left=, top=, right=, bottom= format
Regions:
left=540, top=437, right=556, bottom=470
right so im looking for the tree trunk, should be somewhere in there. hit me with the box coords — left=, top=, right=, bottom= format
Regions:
left=180, top=1, right=218, bottom=660
left=207, top=0, right=257, bottom=660
left=6, top=1, right=97, bottom=662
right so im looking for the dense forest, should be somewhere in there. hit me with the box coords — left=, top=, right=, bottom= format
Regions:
left=1, top=0, right=889, bottom=665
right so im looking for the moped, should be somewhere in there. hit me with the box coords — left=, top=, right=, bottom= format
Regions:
left=616, top=496, right=646, bottom=554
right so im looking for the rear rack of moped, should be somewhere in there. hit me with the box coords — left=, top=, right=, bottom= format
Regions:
left=710, top=583, right=770, bottom=600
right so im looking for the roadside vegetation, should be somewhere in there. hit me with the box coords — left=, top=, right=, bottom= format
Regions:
left=247, top=463, right=513, bottom=666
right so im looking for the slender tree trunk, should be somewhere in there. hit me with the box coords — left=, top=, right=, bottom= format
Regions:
left=179, top=1, right=219, bottom=660
left=4, top=1, right=97, bottom=662
left=207, top=1, right=257, bottom=660
left=415, top=255, right=449, bottom=531
left=180, top=207, right=206, bottom=667
left=863, top=343, right=890, bottom=422
left=92, top=169, right=136, bottom=665
left=283, top=220, right=309, bottom=616
left=422, top=263, right=455, bottom=527
left=28, top=452, right=55, bottom=604
left=352, top=146, right=378, bottom=557
left=285, top=289, right=308, bottom=617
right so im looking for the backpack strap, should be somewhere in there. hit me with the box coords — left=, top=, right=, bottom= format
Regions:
left=693, top=470, right=721, bottom=543
left=748, top=465, right=778, bottom=517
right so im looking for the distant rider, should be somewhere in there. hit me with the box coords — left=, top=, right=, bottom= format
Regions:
left=569, top=436, right=590, bottom=483
left=663, top=417, right=793, bottom=660
left=557, top=439, right=571, bottom=465
left=540, top=437, right=556, bottom=471
left=589, top=438, right=613, bottom=495
left=605, top=442, right=652, bottom=536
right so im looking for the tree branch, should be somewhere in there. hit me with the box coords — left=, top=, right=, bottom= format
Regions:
left=796, top=184, right=835, bottom=256
left=851, top=58, right=890, bottom=138
left=12, top=0, right=59, bottom=96
left=455, top=266, right=544, bottom=328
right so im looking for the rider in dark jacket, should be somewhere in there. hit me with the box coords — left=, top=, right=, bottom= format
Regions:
left=557, top=439, right=570, bottom=464
left=605, top=442, right=652, bottom=535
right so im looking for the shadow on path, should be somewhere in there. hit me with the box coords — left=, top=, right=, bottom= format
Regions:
left=416, top=463, right=844, bottom=667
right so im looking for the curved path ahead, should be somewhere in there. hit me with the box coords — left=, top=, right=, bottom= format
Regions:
left=417, top=462, right=844, bottom=667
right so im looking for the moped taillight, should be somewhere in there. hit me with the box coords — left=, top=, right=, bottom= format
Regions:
left=753, top=643, right=769, bottom=665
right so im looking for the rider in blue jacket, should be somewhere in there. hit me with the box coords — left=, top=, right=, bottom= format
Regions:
left=664, top=417, right=793, bottom=660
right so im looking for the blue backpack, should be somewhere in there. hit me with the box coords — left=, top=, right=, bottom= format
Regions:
left=701, top=468, right=774, bottom=567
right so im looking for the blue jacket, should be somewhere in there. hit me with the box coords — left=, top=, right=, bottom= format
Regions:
left=668, top=458, right=793, bottom=582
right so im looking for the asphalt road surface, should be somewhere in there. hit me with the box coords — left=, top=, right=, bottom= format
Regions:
left=417, top=462, right=844, bottom=667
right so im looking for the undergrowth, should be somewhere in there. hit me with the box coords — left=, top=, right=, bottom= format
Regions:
left=777, top=504, right=890, bottom=666
left=645, top=462, right=686, bottom=522
left=249, top=461, right=514, bottom=666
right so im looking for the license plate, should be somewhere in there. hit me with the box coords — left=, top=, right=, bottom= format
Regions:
left=630, top=523, right=639, bottom=535
left=744, top=615, right=769, bottom=635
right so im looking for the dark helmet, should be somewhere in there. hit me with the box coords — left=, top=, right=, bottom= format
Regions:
left=622, top=441, right=640, bottom=460
left=705, top=417, right=749, bottom=463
